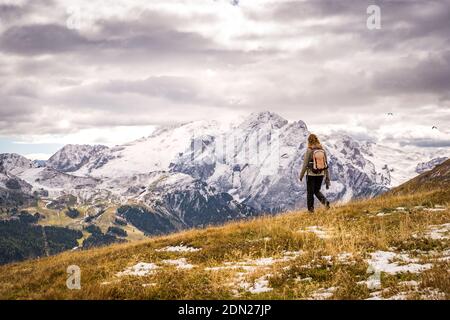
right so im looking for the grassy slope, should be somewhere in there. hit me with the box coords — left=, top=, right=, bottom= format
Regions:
left=0, top=186, right=448, bottom=300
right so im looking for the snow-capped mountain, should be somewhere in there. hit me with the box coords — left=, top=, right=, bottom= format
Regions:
left=415, top=157, right=448, bottom=174
left=70, top=121, right=228, bottom=178
left=1, top=111, right=448, bottom=236
left=0, top=171, right=34, bottom=208
left=0, top=153, right=35, bottom=176
left=0, top=153, right=99, bottom=199
left=0, top=154, right=36, bottom=207
left=358, top=143, right=449, bottom=186
left=391, top=158, right=450, bottom=195
left=169, top=112, right=394, bottom=212
left=46, top=144, right=108, bottom=173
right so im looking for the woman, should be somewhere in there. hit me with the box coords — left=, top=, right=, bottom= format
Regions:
left=299, top=134, right=331, bottom=213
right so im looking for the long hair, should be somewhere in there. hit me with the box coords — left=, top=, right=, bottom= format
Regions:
left=307, top=134, right=322, bottom=149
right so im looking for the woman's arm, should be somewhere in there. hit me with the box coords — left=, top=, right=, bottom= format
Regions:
left=325, top=168, right=330, bottom=181
left=324, top=152, right=331, bottom=186
left=299, top=149, right=311, bottom=181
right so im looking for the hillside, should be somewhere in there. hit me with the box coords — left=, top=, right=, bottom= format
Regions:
left=389, top=159, right=450, bottom=196
left=0, top=182, right=448, bottom=300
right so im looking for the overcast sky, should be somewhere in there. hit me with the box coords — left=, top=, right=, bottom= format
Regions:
left=0, top=0, right=449, bottom=159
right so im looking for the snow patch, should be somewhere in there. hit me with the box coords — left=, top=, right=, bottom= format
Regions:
left=238, top=275, right=273, bottom=294
left=399, top=280, right=420, bottom=288
left=295, top=277, right=312, bottom=283
left=207, top=251, right=303, bottom=296
left=116, top=262, right=159, bottom=277
left=413, top=223, right=450, bottom=240
left=162, top=258, right=195, bottom=270
left=206, top=251, right=303, bottom=272
left=367, top=287, right=445, bottom=300
left=367, top=251, right=432, bottom=275
left=425, top=208, right=446, bottom=212
left=156, top=245, right=202, bottom=253
left=424, top=223, right=450, bottom=240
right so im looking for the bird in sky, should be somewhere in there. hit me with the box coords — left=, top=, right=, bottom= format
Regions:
left=387, top=113, right=394, bottom=116
left=432, top=126, right=438, bottom=130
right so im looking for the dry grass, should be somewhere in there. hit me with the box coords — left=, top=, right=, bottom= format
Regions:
left=0, top=189, right=448, bottom=300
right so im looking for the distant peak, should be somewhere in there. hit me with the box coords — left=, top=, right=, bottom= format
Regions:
left=291, top=120, right=308, bottom=131
left=239, top=111, right=288, bottom=129
left=250, top=110, right=285, bottom=120
left=62, top=144, right=108, bottom=149
left=0, top=152, right=27, bottom=159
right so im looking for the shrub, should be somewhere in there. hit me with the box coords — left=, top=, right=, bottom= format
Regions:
left=18, top=211, right=38, bottom=224
left=84, top=224, right=102, bottom=235
left=82, top=233, right=124, bottom=249
left=5, top=179, right=20, bottom=190
left=107, top=226, right=127, bottom=237
left=65, top=208, right=80, bottom=219
left=114, top=218, right=127, bottom=226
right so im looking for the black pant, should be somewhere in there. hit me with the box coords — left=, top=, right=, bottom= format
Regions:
left=306, top=175, right=328, bottom=212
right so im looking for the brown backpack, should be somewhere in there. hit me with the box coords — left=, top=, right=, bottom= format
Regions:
left=310, top=149, right=328, bottom=174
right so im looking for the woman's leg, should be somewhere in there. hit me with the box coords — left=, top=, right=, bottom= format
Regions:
left=306, top=176, right=315, bottom=212
left=313, top=176, right=329, bottom=207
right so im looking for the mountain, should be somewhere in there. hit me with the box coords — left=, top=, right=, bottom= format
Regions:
left=46, top=144, right=108, bottom=173
left=1, top=111, right=449, bottom=263
left=2, top=111, right=448, bottom=215
left=45, top=112, right=395, bottom=213
left=169, top=112, right=390, bottom=213
left=113, top=172, right=256, bottom=235
left=0, top=154, right=36, bottom=208
left=66, top=121, right=227, bottom=178
left=390, top=158, right=450, bottom=195
left=0, top=153, right=34, bottom=175
left=415, top=157, right=448, bottom=174
left=356, top=142, right=449, bottom=187
left=0, top=172, right=34, bottom=208
left=1, top=153, right=99, bottom=198
left=32, top=160, right=47, bottom=168
left=0, top=165, right=448, bottom=299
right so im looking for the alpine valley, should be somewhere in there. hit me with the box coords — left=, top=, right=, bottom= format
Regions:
left=1, top=111, right=448, bottom=264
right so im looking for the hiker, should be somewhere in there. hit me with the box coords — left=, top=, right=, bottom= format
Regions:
left=299, top=134, right=331, bottom=213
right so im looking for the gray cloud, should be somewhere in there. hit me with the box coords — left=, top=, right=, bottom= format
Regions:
left=101, top=76, right=204, bottom=103
left=0, top=0, right=448, bottom=149
left=0, top=24, right=92, bottom=55
left=0, top=0, right=56, bottom=27
left=372, top=50, right=450, bottom=96
left=0, top=4, right=26, bottom=22
left=399, top=138, right=450, bottom=148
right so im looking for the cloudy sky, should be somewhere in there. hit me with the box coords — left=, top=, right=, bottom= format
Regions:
left=0, top=0, right=449, bottom=159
